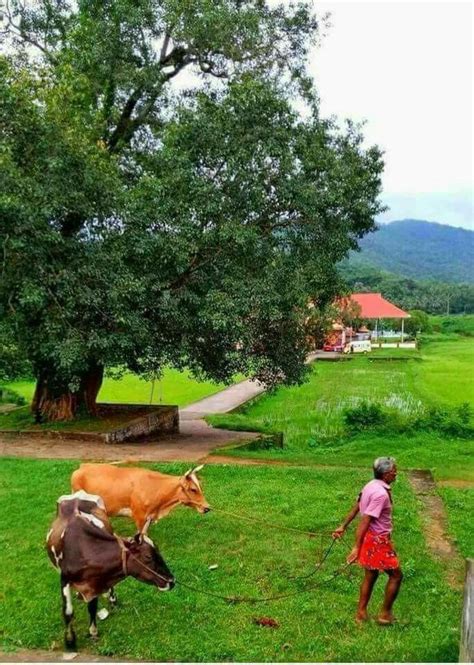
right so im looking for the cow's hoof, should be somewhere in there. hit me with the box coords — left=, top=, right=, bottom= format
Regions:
left=64, top=638, right=77, bottom=652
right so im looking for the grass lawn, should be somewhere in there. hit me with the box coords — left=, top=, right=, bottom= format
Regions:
left=208, top=338, right=474, bottom=482
left=3, top=367, right=237, bottom=409
left=0, top=458, right=462, bottom=662
left=439, top=488, right=474, bottom=558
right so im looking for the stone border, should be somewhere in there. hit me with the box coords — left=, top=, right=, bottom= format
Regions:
left=0, top=403, right=179, bottom=444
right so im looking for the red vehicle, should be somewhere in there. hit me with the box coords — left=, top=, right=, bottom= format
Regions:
left=323, top=342, right=344, bottom=352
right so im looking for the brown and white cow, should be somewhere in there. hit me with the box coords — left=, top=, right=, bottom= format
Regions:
left=46, top=490, right=174, bottom=650
left=71, top=463, right=210, bottom=532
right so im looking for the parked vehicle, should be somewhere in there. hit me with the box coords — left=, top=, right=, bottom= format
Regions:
left=344, top=340, right=372, bottom=354
left=323, top=342, right=344, bottom=352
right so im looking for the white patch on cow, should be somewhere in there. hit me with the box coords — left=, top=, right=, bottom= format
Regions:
left=79, top=511, right=104, bottom=529
left=62, top=584, right=73, bottom=616
left=97, top=608, right=109, bottom=621
left=46, top=528, right=53, bottom=543
left=116, top=508, right=132, bottom=517
left=143, top=535, right=155, bottom=548
left=57, top=490, right=105, bottom=510
left=51, top=546, right=63, bottom=567
left=60, top=529, right=66, bottom=539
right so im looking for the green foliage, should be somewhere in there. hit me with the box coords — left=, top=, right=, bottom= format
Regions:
left=430, top=315, right=474, bottom=336
left=0, top=387, right=26, bottom=406
left=343, top=401, right=386, bottom=431
left=0, top=3, right=384, bottom=404
left=339, top=261, right=474, bottom=315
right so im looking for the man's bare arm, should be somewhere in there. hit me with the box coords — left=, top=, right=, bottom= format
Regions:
left=332, top=501, right=359, bottom=539
left=346, top=514, right=372, bottom=563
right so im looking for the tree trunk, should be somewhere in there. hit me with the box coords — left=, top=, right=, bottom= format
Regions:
left=77, top=363, right=104, bottom=417
left=31, top=373, right=77, bottom=422
left=31, top=364, right=104, bottom=423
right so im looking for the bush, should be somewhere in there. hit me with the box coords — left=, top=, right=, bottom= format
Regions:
left=0, top=387, right=27, bottom=406
left=343, top=401, right=386, bottom=431
left=342, top=400, right=474, bottom=439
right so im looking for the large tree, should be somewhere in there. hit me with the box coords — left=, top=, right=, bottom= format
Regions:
left=0, top=1, right=384, bottom=421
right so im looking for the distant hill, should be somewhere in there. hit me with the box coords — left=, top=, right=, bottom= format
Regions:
left=350, top=219, right=474, bottom=284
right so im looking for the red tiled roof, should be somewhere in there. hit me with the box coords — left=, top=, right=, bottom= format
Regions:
left=350, top=293, right=410, bottom=319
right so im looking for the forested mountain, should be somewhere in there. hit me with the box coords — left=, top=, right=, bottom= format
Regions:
left=350, top=219, right=473, bottom=284
left=339, top=219, right=474, bottom=313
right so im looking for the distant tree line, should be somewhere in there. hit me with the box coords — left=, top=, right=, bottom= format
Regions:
left=339, top=262, right=474, bottom=315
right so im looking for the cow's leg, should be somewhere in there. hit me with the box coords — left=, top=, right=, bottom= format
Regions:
left=61, top=578, right=76, bottom=651
left=108, top=587, right=117, bottom=606
left=87, top=597, right=99, bottom=639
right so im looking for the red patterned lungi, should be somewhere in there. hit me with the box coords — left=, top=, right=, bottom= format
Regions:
left=358, top=531, right=400, bottom=570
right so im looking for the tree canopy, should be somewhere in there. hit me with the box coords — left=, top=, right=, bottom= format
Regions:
left=0, top=0, right=384, bottom=420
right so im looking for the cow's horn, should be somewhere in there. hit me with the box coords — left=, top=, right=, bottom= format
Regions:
left=184, top=467, right=193, bottom=477
left=193, top=464, right=204, bottom=474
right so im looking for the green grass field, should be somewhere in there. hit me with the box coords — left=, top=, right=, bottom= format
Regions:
left=209, top=338, right=474, bottom=482
left=0, top=459, right=462, bottom=662
left=3, top=367, right=236, bottom=408
left=1, top=368, right=240, bottom=430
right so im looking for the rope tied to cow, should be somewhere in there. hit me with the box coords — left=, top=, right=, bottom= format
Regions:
left=125, top=535, right=352, bottom=604
left=210, top=507, right=333, bottom=538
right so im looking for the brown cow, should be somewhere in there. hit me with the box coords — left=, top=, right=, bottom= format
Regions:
left=46, top=490, right=174, bottom=650
left=71, top=463, right=210, bottom=532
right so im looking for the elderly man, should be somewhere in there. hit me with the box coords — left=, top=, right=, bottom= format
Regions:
left=333, top=457, right=403, bottom=624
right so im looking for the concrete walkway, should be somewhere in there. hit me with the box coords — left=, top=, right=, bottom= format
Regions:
left=180, top=378, right=265, bottom=420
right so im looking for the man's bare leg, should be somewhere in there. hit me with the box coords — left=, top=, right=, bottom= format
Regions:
left=356, top=569, right=379, bottom=622
left=378, top=567, right=403, bottom=624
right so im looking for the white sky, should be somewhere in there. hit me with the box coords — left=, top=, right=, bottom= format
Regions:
left=309, top=1, right=473, bottom=228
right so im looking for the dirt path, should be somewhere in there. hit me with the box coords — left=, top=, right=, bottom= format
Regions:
left=407, top=469, right=464, bottom=588
left=0, top=419, right=257, bottom=463
left=0, top=649, right=131, bottom=663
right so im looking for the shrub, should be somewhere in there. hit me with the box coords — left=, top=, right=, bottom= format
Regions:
left=343, top=401, right=386, bottom=431
left=0, top=387, right=27, bottom=406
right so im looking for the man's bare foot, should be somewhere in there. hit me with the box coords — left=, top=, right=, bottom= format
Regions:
left=377, top=612, right=396, bottom=625
left=355, top=611, right=369, bottom=623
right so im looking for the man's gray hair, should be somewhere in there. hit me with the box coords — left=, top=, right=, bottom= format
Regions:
left=373, top=457, right=396, bottom=479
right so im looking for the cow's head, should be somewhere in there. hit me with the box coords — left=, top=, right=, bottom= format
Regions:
left=179, top=465, right=211, bottom=514
left=127, top=533, right=175, bottom=591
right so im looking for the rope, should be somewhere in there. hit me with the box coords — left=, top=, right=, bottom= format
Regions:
left=125, top=537, right=351, bottom=604
left=174, top=561, right=352, bottom=604
left=207, top=507, right=332, bottom=538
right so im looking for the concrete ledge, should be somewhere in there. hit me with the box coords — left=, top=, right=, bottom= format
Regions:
left=0, top=403, right=179, bottom=444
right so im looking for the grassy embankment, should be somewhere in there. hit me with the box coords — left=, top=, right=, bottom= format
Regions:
left=0, top=459, right=462, bottom=662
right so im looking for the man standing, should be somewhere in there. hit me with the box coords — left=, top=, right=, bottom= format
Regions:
left=333, top=457, right=403, bottom=624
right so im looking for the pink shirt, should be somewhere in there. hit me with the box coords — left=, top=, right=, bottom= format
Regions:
left=358, top=479, right=393, bottom=535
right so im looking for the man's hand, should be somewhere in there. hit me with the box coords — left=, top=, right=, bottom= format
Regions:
left=346, top=546, right=359, bottom=564
left=332, top=525, right=346, bottom=540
